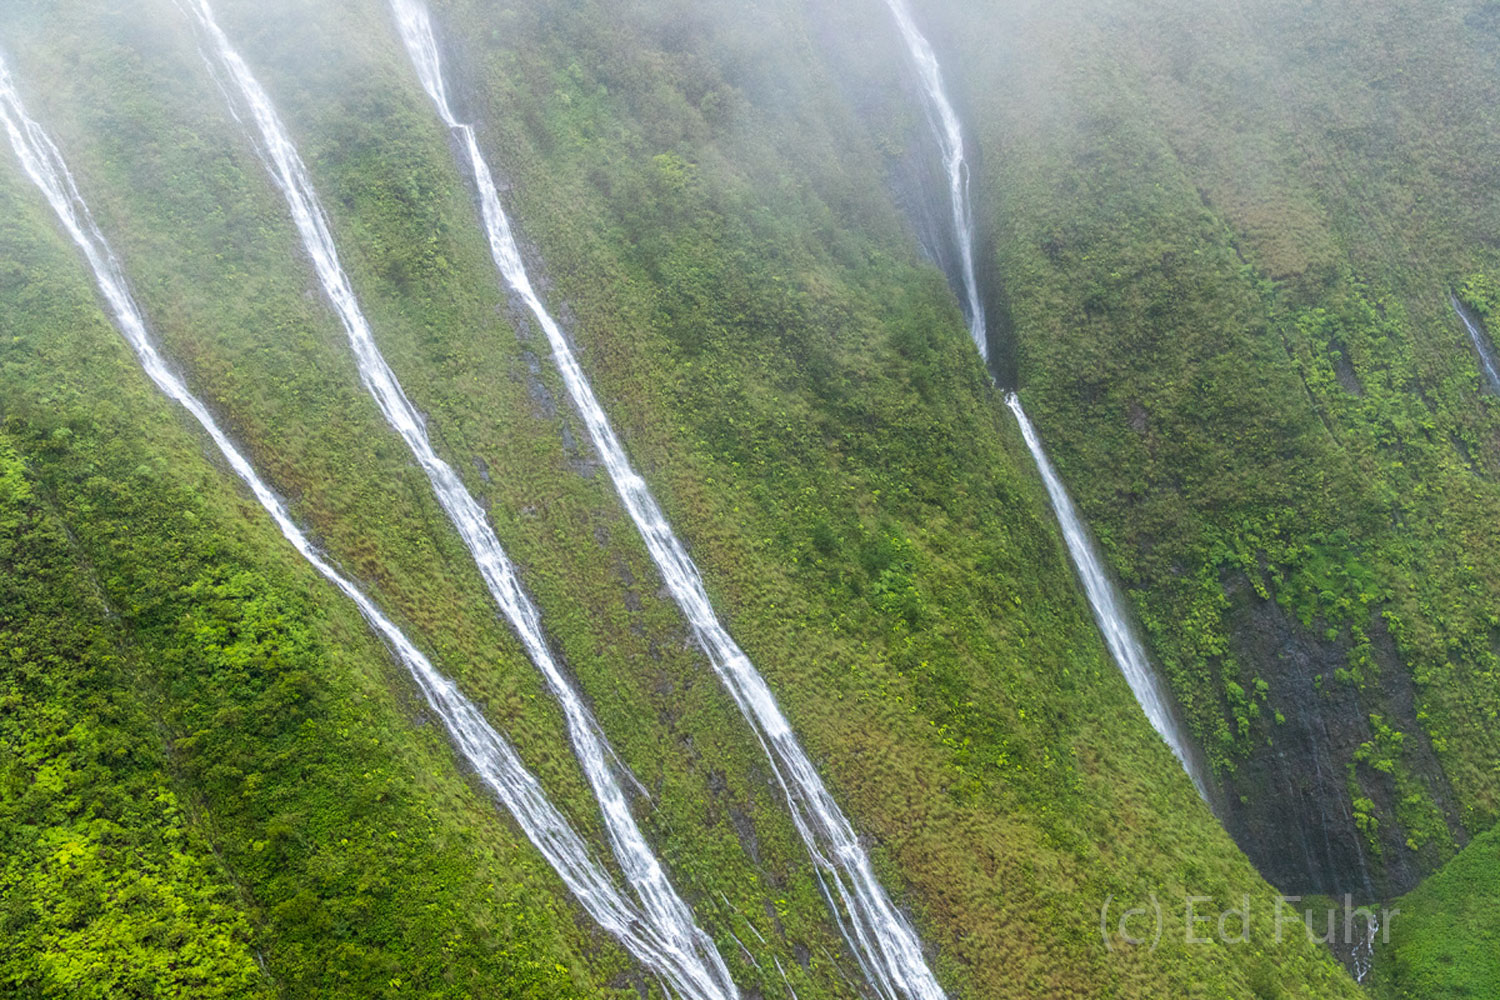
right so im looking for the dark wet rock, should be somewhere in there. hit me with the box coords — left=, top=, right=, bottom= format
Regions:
left=561, top=420, right=602, bottom=477
left=524, top=369, right=556, bottom=419
left=1217, top=570, right=1465, bottom=899
left=1329, top=339, right=1364, bottom=396
left=730, top=804, right=761, bottom=866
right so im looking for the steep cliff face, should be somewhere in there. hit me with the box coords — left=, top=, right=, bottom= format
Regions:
left=895, top=0, right=1500, bottom=926
left=4, top=0, right=1483, bottom=996
left=1216, top=572, right=1466, bottom=899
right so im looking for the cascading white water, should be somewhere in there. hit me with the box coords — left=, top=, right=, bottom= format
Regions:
left=387, top=3, right=948, bottom=998
left=0, top=51, right=731, bottom=998
left=171, top=5, right=737, bottom=997
left=1453, top=295, right=1500, bottom=395
left=881, top=0, right=986, bottom=361
left=1351, top=913, right=1378, bottom=984
left=1006, top=397, right=1213, bottom=800
left=881, top=0, right=1213, bottom=803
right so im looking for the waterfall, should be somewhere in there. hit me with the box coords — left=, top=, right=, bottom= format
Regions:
left=1453, top=295, right=1500, bottom=395
left=881, top=0, right=986, bottom=360
left=386, top=3, right=949, bottom=998
left=0, top=49, right=732, bottom=998
left=171, top=4, right=738, bottom=995
left=1351, top=913, right=1378, bottom=984
left=1007, top=397, right=1213, bottom=799
left=881, top=0, right=1213, bottom=803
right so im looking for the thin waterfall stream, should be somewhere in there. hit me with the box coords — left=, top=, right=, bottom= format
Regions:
left=0, top=50, right=731, bottom=999
left=880, top=0, right=986, bottom=362
left=386, top=2, right=949, bottom=998
left=1006, top=398, right=1214, bottom=802
left=172, top=3, right=738, bottom=996
left=881, top=0, right=1214, bottom=804
left=1453, top=295, right=1500, bottom=395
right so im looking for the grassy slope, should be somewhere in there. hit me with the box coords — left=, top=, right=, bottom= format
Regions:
left=3, top=0, right=1367, bottom=995
left=1373, top=824, right=1500, bottom=999
left=930, top=0, right=1500, bottom=886
left=0, top=159, right=601, bottom=995
left=409, top=0, right=1360, bottom=994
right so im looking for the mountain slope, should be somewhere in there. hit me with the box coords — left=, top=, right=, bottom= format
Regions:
left=0, top=154, right=599, bottom=997
left=0, top=0, right=1382, bottom=995
left=1373, top=823, right=1500, bottom=1000
left=912, top=0, right=1500, bottom=901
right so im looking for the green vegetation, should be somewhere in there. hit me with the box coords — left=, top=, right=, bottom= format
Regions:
left=1459, top=274, right=1497, bottom=319
left=0, top=440, right=268, bottom=998
left=1373, top=825, right=1500, bottom=1000
left=0, top=145, right=600, bottom=997
left=3, top=0, right=1477, bottom=994
left=895, top=0, right=1500, bottom=893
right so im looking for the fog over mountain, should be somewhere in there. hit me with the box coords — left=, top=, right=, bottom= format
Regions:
left=1, top=1, right=1496, bottom=997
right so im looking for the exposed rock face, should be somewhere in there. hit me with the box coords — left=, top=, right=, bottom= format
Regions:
left=1217, top=571, right=1466, bottom=900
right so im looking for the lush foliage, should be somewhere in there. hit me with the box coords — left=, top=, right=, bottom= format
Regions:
left=0, top=0, right=1442, bottom=995
left=916, top=0, right=1500, bottom=899
left=1373, top=825, right=1500, bottom=1000
left=0, top=158, right=598, bottom=996
left=0, top=441, right=268, bottom=998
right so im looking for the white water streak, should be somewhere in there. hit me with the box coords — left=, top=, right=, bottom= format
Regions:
left=0, top=49, right=717, bottom=994
left=881, top=0, right=985, bottom=359
left=1006, top=397, right=1213, bottom=799
left=171, top=4, right=735, bottom=996
left=1453, top=295, right=1500, bottom=395
left=1352, top=913, right=1378, bottom=984
left=882, top=0, right=1212, bottom=802
left=388, top=2, right=947, bottom=997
